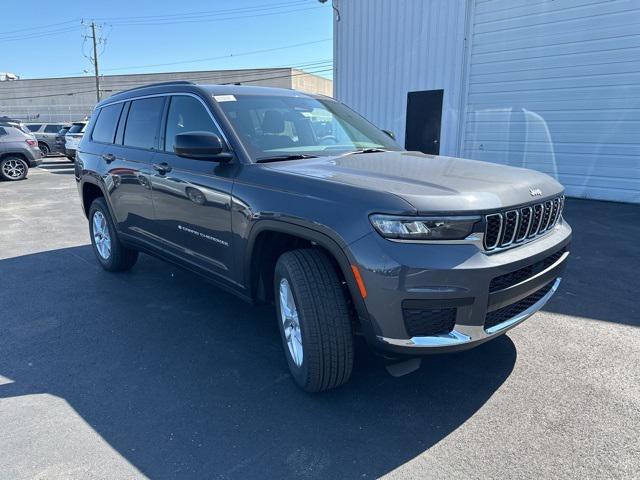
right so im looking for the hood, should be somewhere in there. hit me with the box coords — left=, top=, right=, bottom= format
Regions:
left=265, top=151, right=564, bottom=213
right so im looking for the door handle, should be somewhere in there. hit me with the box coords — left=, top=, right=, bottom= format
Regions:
left=102, top=153, right=115, bottom=163
left=153, top=162, right=172, bottom=174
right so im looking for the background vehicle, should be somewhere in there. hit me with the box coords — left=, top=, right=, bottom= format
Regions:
left=25, top=123, right=69, bottom=156
left=64, top=121, right=87, bottom=161
left=54, top=125, right=71, bottom=154
left=0, top=123, right=42, bottom=180
left=76, top=82, right=571, bottom=392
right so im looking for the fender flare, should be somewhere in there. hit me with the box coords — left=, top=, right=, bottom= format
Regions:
left=79, top=174, right=118, bottom=223
left=244, top=219, right=370, bottom=325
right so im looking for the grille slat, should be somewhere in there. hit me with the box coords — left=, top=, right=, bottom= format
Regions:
left=483, top=195, right=564, bottom=251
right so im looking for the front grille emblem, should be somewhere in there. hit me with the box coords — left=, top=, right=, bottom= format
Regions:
left=529, top=188, right=542, bottom=196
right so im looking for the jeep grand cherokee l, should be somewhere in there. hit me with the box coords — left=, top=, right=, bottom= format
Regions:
left=75, top=81, right=571, bottom=392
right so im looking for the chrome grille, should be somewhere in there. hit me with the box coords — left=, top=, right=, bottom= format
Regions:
left=483, top=195, right=565, bottom=251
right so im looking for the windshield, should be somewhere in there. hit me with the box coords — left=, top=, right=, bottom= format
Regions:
left=216, top=94, right=401, bottom=159
left=68, top=123, right=86, bottom=134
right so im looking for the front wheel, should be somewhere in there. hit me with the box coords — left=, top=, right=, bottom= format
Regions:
left=0, top=157, right=28, bottom=181
left=89, top=197, right=138, bottom=272
left=274, top=249, right=354, bottom=392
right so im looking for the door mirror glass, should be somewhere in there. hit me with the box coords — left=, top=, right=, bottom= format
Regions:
left=174, top=131, right=231, bottom=161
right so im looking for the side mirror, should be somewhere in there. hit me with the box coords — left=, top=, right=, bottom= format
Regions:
left=174, top=131, right=232, bottom=161
left=382, top=129, right=395, bottom=140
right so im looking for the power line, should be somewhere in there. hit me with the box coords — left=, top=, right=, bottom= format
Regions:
left=97, top=39, right=332, bottom=73
left=0, top=19, right=79, bottom=36
left=94, top=0, right=308, bottom=22
left=105, top=5, right=324, bottom=27
left=0, top=26, right=81, bottom=43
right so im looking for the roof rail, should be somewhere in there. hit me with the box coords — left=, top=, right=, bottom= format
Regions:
left=111, top=80, right=196, bottom=96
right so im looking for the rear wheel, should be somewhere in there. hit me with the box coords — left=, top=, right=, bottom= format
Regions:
left=38, top=143, right=50, bottom=156
left=274, top=249, right=354, bottom=392
left=0, top=157, right=28, bottom=181
left=89, top=197, right=138, bottom=272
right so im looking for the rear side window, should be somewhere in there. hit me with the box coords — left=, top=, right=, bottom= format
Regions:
left=92, top=103, right=124, bottom=144
left=26, top=124, right=41, bottom=132
left=44, top=124, right=61, bottom=133
left=164, top=95, right=222, bottom=152
left=123, top=97, right=165, bottom=149
left=0, top=127, right=6, bottom=135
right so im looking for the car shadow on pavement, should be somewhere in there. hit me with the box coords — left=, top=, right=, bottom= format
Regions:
left=541, top=199, right=640, bottom=327
left=0, top=246, right=517, bottom=479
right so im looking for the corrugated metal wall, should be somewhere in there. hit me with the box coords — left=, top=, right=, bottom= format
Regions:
left=334, top=0, right=468, bottom=153
left=461, top=0, right=640, bottom=203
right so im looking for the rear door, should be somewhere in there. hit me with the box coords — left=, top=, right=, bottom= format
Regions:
left=149, top=94, right=237, bottom=281
left=101, top=97, right=166, bottom=242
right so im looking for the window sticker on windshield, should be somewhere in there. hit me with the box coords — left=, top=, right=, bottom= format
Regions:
left=213, top=95, right=236, bottom=102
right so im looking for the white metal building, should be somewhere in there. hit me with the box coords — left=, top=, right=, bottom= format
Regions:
left=334, top=0, right=640, bottom=203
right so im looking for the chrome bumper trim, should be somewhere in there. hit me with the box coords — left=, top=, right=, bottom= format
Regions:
left=378, top=278, right=561, bottom=348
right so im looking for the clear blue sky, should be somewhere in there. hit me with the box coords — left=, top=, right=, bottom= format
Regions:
left=0, top=0, right=333, bottom=80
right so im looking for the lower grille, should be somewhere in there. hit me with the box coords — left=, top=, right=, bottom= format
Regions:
left=489, top=247, right=566, bottom=293
left=484, top=281, right=555, bottom=330
left=403, top=307, right=456, bottom=337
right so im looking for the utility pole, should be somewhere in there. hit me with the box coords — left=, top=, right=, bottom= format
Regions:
left=90, top=22, right=101, bottom=103
left=82, top=20, right=105, bottom=103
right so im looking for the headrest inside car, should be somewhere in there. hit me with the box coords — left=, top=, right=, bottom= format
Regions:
left=262, top=110, right=285, bottom=134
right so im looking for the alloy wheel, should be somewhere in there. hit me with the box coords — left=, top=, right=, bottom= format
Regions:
left=2, top=159, right=26, bottom=179
left=92, top=211, right=112, bottom=260
left=279, top=278, right=304, bottom=367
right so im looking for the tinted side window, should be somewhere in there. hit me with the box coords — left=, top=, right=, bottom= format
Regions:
left=0, top=127, right=6, bottom=135
left=44, top=124, right=62, bottom=133
left=92, top=103, right=124, bottom=144
left=164, top=95, right=222, bottom=152
left=26, top=124, right=41, bottom=132
left=123, top=97, right=165, bottom=149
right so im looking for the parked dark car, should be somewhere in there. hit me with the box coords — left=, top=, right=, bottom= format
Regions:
left=0, top=123, right=42, bottom=180
left=75, top=81, right=571, bottom=392
left=54, top=125, right=71, bottom=154
left=25, top=122, right=69, bottom=156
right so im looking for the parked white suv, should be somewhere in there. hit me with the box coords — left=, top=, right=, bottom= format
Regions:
left=64, top=121, right=87, bottom=161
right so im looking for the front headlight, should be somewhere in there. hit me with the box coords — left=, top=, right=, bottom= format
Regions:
left=370, top=215, right=481, bottom=240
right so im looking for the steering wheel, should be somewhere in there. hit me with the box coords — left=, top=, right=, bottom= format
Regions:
left=319, top=135, right=339, bottom=145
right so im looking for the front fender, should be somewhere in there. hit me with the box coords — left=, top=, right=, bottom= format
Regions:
left=243, top=218, right=371, bottom=328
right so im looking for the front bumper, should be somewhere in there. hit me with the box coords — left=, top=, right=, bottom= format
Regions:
left=349, top=219, right=571, bottom=355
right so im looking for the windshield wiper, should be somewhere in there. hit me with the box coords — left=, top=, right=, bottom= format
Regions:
left=255, top=154, right=319, bottom=163
left=342, top=148, right=389, bottom=156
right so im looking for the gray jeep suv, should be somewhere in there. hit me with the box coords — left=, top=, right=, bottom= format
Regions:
left=0, top=122, right=42, bottom=181
left=76, top=81, right=571, bottom=391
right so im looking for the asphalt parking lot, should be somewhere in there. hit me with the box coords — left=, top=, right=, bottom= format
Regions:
left=1, top=156, right=639, bottom=479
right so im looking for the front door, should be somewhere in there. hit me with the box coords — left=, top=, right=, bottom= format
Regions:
left=405, top=89, right=444, bottom=155
left=149, top=94, right=236, bottom=283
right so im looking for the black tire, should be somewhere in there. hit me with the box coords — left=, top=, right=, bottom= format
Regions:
left=67, top=156, right=75, bottom=163
left=274, top=249, right=354, bottom=392
left=0, top=156, right=28, bottom=181
left=39, top=143, right=50, bottom=156
left=88, top=197, right=138, bottom=272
